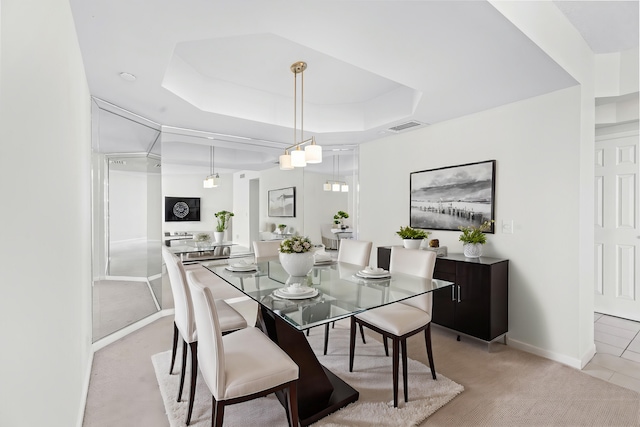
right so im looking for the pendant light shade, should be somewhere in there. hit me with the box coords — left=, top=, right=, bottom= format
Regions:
left=323, top=182, right=332, bottom=191
left=341, top=183, right=349, bottom=192
left=279, top=152, right=293, bottom=170
left=305, top=143, right=322, bottom=163
left=332, top=183, right=341, bottom=192
left=291, top=148, right=307, bottom=167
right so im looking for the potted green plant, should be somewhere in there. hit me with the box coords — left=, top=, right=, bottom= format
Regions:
left=277, top=224, right=287, bottom=234
left=214, top=210, right=234, bottom=242
left=396, top=226, right=430, bottom=249
left=333, top=211, right=349, bottom=229
left=458, top=220, right=494, bottom=258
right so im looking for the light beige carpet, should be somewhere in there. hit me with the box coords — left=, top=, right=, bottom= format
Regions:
left=152, top=325, right=463, bottom=426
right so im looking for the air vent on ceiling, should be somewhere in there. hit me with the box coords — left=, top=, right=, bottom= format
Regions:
left=109, top=160, right=127, bottom=165
left=240, top=173, right=245, bottom=179
left=388, top=121, right=424, bottom=133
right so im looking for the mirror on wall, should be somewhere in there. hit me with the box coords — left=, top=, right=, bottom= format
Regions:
left=91, top=99, right=163, bottom=342
left=161, top=134, right=356, bottom=251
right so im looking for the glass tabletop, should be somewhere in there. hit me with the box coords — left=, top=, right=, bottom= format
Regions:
left=201, top=257, right=454, bottom=331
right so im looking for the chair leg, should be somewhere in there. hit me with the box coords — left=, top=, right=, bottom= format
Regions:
left=359, top=323, right=366, bottom=344
left=177, top=339, right=187, bottom=402
left=425, top=324, right=437, bottom=380
left=169, top=322, right=179, bottom=374
left=392, top=337, right=400, bottom=408
left=349, top=317, right=357, bottom=372
left=323, top=322, right=330, bottom=355
left=383, top=336, right=389, bottom=357
left=401, top=338, right=408, bottom=403
left=186, top=341, right=198, bottom=425
left=306, top=328, right=310, bottom=337
left=213, top=398, right=224, bottom=427
left=285, top=381, right=299, bottom=427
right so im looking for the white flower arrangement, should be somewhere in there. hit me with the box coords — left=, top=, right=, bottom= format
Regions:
left=279, top=235, right=313, bottom=254
left=195, top=232, right=211, bottom=242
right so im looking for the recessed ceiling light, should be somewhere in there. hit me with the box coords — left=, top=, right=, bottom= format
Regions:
left=119, top=72, right=136, bottom=81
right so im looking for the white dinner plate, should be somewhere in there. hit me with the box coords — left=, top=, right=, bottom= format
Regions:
left=225, top=265, right=257, bottom=272
left=357, top=269, right=390, bottom=277
left=273, top=288, right=319, bottom=300
left=355, top=272, right=391, bottom=279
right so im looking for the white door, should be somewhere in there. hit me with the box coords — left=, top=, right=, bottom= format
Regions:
left=595, top=126, right=640, bottom=321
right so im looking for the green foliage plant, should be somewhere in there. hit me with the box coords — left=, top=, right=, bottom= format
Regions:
left=396, top=226, right=430, bottom=240
left=214, top=210, right=234, bottom=232
left=333, top=210, right=349, bottom=225
left=458, top=220, right=494, bottom=244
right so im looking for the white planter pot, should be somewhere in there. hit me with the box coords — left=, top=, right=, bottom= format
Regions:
left=463, top=243, right=483, bottom=258
left=213, top=231, right=225, bottom=243
left=279, top=252, right=315, bottom=277
left=403, top=239, right=423, bottom=249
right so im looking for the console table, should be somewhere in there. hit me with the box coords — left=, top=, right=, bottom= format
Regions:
left=377, top=246, right=509, bottom=345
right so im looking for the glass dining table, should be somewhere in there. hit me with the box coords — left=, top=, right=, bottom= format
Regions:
left=200, top=257, right=454, bottom=426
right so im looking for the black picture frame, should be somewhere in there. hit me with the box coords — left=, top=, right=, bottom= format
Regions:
left=268, top=187, right=296, bottom=217
left=410, top=160, right=496, bottom=232
left=164, top=196, right=201, bottom=222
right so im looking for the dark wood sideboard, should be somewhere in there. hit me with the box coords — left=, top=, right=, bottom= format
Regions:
left=377, top=246, right=509, bottom=343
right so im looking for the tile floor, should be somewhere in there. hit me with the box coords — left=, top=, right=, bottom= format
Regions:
left=583, top=312, right=640, bottom=393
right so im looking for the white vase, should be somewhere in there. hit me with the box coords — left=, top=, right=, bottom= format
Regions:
left=403, top=239, right=423, bottom=249
left=214, top=231, right=225, bottom=243
left=279, top=252, right=315, bottom=277
left=463, top=243, right=483, bottom=258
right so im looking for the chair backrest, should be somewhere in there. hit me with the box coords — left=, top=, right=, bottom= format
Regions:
left=337, top=239, right=372, bottom=266
left=187, top=271, right=226, bottom=399
left=389, top=247, right=436, bottom=314
left=162, top=247, right=196, bottom=342
left=253, top=240, right=281, bottom=261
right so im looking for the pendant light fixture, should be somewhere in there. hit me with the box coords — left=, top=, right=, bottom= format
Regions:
left=323, top=155, right=349, bottom=192
left=279, top=61, right=322, bottom=170
left=203, top=146, right=219, bottom=188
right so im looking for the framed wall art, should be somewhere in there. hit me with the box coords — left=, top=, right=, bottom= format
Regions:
left=268, top=187, right=296, bottom=217
left=410, top=160, right=496, bottom=232
left=165, top=196, right=201, bottom=222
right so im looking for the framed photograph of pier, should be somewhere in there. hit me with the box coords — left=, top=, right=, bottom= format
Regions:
left=410, top=160, right=495, bottom=232
left=268, top=186, right=296, bottom=217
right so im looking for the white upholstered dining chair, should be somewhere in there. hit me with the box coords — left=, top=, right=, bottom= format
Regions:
left=349, top=247, right=437, bottom=407
left=187, top=272, right=300, bottom=427
left=311, top=239, right=373, bottom=355
left=162, top=248, right=247, bottom=425
left=252, top=240, right=281, bottom=262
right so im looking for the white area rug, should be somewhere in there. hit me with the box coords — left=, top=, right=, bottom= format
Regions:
left=152, top=324, right=463, bottom=426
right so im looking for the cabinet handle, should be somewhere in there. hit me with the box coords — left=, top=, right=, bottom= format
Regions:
left=451, top=285, right=456, bottom=301
left=457, top=285, right=461, bottom=303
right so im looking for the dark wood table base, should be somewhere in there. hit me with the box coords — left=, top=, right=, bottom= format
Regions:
left=259, top=306, right=359, bottom=426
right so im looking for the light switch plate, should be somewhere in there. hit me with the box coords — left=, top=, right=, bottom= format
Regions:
left=502, top=220, right=514, bottom=234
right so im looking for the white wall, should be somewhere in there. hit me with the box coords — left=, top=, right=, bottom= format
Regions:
left=109, top=170, right=148, bottom=242
left=0, top=1, right=93, bottom=426
left=360, top=86, right=587, bottom=366
left=162, top=172, right=234, bottom=235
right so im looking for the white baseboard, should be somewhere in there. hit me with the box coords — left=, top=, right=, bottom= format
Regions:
left=91, top=309, right=174, bottom=352
left=76, top=348, right=94, bottom=427
left=580, top=343, right=597, bottom=369
left=508, top=338, right=584, bottom=369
